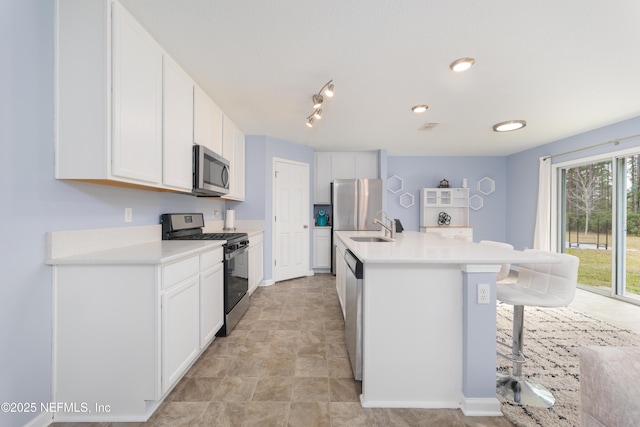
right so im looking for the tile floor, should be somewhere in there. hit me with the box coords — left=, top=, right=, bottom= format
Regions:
left=53, top=273, right=514, bottom=426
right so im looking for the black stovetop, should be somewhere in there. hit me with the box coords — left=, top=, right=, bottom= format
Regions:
left=161, top=213, right=248, bottom=246
left=172, top=232, right=247, bottom=241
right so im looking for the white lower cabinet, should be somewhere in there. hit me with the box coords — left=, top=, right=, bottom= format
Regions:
left=335, top=237, right=347, bottom=319
left=200, top=262, right=224, bottom=347
left=161, top=275, right=200, bottom=394
left=313, top=228, right=331, bottom=269
left=52, top=245, right=224, bottom=422
left=248, top=233, right=264, bottom=295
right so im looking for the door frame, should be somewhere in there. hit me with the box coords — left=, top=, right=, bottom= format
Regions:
left=551, top=145, right=640, bottom=304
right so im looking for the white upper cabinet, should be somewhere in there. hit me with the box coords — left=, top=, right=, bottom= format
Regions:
left=314, top=151, right=379, bottom=204
left=234, top=127, right=246, bottom=200
left=331, top=153, right=357, bottom=180
left=193, top=85, right=223, bottom=155
left=355, top=152, right=379, bottom=179
left=162, top=55, right=194, bottom=191
left=314, top=153, right=332, bottom=204
left=111, top=2, right=163, bottom=184
left=221, top=115, right=245, bottom=201
left=55, top=0, right=240, bottom=196
left=57, top=0, right=165, bottom=187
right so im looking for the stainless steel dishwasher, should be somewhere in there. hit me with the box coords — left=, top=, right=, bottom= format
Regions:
left=344, top=249, right=363, bottom=381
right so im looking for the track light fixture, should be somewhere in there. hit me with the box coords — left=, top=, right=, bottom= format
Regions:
left=323, top=81, right=334, bottom=97
left=306, top=114, right=315, bottom=127
left=306, top=80, right=334, bottom=127
left=312, top=94, right=323, bottom=109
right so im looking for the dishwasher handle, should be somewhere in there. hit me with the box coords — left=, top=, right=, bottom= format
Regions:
left=344, top=250, right=364, bottom=279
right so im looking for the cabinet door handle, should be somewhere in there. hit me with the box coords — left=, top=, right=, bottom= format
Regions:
left=304, top=225, right=309, bottom=229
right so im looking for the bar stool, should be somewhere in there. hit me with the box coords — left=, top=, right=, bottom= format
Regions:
left=478, top=240, right=514, bottom=282
left=496, top=249, right=579, bottom=407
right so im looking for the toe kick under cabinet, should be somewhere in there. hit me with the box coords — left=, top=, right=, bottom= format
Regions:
left=51, top=245, right=224, bottom=422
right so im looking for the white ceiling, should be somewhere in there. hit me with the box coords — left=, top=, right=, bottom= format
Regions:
left=120, top=0, right=640, bottom=156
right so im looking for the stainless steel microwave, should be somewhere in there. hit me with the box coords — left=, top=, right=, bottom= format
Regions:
left=193, top=145, right=230, bottom=197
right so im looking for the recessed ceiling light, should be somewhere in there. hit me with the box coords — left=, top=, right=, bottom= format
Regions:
left=493, top=120, right=527, bottom=132
left=411, top=105, right=429, bottom=113
left=449, top=57, right=475, bottom=72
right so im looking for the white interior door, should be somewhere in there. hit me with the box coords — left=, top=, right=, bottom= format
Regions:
left=273, top=158, right=310, bottom=282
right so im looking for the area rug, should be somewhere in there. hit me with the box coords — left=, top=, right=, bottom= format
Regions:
left=495, top=303, right=640, bottom=427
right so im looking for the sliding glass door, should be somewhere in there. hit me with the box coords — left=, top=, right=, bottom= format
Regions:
left=561, top=160, right=614, bottom=293
left=622, top=155, right=640, bottom=298
left=557, top=151, right=640, bottom=302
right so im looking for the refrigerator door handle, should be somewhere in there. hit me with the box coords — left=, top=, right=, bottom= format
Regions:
left=356, top=179, right=367, bottom=231
left=356, top=179, right=361, bottom=230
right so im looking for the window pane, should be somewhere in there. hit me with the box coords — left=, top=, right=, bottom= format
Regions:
left=625, top=155, right=640, bottom=299
left=563, top=161, right=613, bottom=292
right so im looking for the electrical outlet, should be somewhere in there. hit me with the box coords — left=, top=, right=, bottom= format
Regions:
left=124, top=208, right=133, bottom=223
left=477, top=284, right=490, bottom=305
left=213, top=209, right=220, bottom=220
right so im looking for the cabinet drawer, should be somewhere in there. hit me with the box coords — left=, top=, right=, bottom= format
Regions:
left=162, top=256, right=199, bottom=289
left=315, top=228, right=331, bottom=237
left=249, top=233, right=263, bottom=247
left=200, top=247, right=224, bottom=271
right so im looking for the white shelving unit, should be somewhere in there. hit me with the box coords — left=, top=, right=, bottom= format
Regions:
left=419, top=188, right=472, bottom=239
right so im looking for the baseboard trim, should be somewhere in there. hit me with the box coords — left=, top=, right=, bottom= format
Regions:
left=460, top=397, right=503, bottom=416
left=360, top=395, right=459, bottom=409
left=259, top=279, right=275, bottom=287
left=23, top=411, right=53, bottom=427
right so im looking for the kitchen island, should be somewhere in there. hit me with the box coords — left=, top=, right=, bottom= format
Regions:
left=334, top=230, right=557, bottom=417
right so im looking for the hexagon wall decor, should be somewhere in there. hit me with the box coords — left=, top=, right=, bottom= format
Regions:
left=469, top=194, right=484, bottom=210
left=399, top=192, right=415, bottom=208
left=387, top=175, right=404, bottom=193
left=477, top=177, right=495, bottom=195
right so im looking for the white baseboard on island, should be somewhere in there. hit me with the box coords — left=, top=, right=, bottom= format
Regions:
left=460, top=397, right=503, bottom=417
left=360, top=395, right=459, bottom=409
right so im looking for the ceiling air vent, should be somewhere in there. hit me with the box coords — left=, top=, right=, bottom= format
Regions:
left=418, top=122, right=439, bottom=131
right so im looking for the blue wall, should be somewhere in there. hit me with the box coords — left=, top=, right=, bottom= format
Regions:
left=1, top=3, right=225, bottom=425
left=506, top=116, right=640, bottom=250
left=386, top=156, right=507, bottom=242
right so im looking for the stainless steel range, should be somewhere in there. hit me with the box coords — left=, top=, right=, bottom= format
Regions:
left=161, top=213, right=250, bottom=336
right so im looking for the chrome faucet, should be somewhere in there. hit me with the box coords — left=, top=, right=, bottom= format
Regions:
left=373, top=210, right=396, bottom=239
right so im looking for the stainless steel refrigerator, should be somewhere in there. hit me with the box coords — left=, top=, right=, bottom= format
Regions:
left=331, top=179, right=383, bottom=273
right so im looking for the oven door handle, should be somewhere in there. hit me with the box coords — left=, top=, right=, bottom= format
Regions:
left=225, top=245, right=248, bottom=260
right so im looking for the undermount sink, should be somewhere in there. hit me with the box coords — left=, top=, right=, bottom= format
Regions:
left=350, top=236, right=393, bottom=243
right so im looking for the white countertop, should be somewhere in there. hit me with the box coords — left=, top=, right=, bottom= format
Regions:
left=46, top=222, right=265, bottom=265
left=336, top=230, right=557, bottom=265
left=46, top=240, right=225, bottom=265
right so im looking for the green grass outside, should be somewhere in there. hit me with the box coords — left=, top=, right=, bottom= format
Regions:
left=565, top=234, right=640, bottom=296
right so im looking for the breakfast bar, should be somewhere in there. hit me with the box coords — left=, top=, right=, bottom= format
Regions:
left=334, top=230, right=558, bottom=416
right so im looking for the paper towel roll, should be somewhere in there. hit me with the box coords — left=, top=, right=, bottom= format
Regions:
left=224, top=209, right=235, bottom=230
